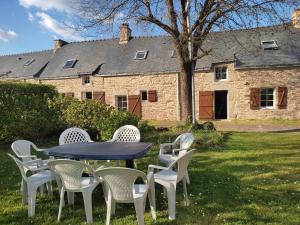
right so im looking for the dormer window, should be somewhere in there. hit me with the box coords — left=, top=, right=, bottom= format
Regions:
left=134, top=51, right=148, bottom=60
left=63, top=59, right=77, bottom=68
left=171, top=50, right=177, bottom=58
left=261, top=40, right=278, bottom=50
left=24, top=59, right=35, bottom=66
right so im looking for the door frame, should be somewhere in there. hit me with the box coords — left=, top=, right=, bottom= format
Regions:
left=214, top=90, right=229, bottom=120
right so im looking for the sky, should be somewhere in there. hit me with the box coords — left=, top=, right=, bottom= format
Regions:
left=0, top=0, right=103, bottom=55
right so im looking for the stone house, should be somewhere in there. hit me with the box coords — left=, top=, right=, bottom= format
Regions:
left=1, top=11, right=300, bottom=121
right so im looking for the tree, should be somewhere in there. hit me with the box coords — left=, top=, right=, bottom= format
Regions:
left=74, top=0, right=299, bottom=121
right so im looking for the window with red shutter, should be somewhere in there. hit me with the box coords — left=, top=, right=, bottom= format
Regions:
left=148, top=90, right=157, bottom=102
left=250, top=88, right=260, bottom=110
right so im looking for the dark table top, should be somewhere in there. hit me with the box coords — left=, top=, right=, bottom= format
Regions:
left=44, top=142, right=153, bottom=160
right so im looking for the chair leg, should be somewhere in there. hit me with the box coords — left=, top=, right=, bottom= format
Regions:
left=55, top=176, right=65, bottom=207
left=28, top=185, right=37, bottom=217
left=22, top=179, right=28, bottom=205
left=134, top=196, right=146, bottom=225
left=166, top=183, right=176, bottom=220
left=46, top=182, right=53, bottom=196
left=105, top=194, right=113, bottom=225
left=148, top=187, right=156, bottom=220
left=82, top=190, right=93, bottom=223
left=182, top=178, right=189, bottom=206
left=58, top=188, right=65, bottom=222
left=67, top=192, right=74, bottom=206
left=185, top=172, right=191, bottom=185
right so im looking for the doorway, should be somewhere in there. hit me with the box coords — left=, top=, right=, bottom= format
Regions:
left=215, top=90, right=228, bottom=119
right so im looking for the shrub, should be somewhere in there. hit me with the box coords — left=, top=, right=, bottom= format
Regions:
left=0, top=82, right=60, bottom=142
left=50, top=95, right=139, bottom=141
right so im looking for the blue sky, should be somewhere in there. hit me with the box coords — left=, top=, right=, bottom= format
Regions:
left=0, top=0, right=96, bottom=55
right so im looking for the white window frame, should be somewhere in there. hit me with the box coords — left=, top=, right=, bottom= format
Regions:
left=134, top=50, right=148, bottom=60
left=215, top=66, right=228, bottom=81
left=82, top=76, right=91, bottom=85
left=140, top=90, right=148, bottom=101
left=260, top=88, right=275, bottom=109
left=116, top=95, right=128, bottom=111
left=82, top=91, right=93, bottom=100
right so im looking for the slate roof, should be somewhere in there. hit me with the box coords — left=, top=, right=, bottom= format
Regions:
left=1, top=24, right=300, bottom=79
left=0, top=50, right=52, bottom=79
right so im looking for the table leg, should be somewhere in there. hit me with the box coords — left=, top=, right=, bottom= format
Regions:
left=126, top=160, right=134, bottom=168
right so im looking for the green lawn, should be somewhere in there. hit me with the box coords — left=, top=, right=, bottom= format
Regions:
left=0, top=132, right=300, bottom=225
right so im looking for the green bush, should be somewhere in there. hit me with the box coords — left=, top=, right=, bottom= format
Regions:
left=0, top=82, right=60, bottom=142
left=50, top=95, right=139, bottom=141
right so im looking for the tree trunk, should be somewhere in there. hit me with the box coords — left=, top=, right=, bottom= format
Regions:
left=178, top=61, right=193, bottom=122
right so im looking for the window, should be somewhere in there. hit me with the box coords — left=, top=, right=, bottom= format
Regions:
left=24, top=59, right=35, bottom=66
left=141, top=91, right=148, bottom=101
left=82, top=92, right=92, bottom=100
left=260, top=88, right=274, bottom=108
left=134, top=51, right=148, bottom=60
left=261, top=40, right=278, bottom=50
left=82, top=76, right=91, bottom=85
left=63, top=59, right=77, bottom=68
left=215, top=66, right=228, bottom=80
left=116, top=96, right=127, bottom=111
left=171, top=49, right=177, bottom=58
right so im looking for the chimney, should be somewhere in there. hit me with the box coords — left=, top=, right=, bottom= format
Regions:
left=292, top=9, right=300, bottom=28
left=119, top=23, right=131, bottom=44
left=54, top=39, right=68, bottom=52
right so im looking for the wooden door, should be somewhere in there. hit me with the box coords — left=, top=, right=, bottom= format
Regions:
left=93, top=91, right=105, bottom=104
left=199, top=91, right=214, bottom=119
left=128, top=95, right=142, bottom=118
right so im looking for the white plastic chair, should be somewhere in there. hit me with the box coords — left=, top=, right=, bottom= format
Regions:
left=48, top=159, right=100, bottom=223
left=148, top=149, right=195, bottom=220
left=95, top=167, right=156, bottom=225
left=11, top=140, right=49, bottom=168
left=108, top=125, right=140, bottom=142
left=158, top=133, right=194, bottom=183
left=108, top=125, right=140, bottom=166
left=59, top=127, right=92, bottom=145
left=8, top=153, right=56, bottom=217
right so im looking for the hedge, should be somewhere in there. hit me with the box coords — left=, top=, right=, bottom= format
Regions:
left=0, top=82, right=61, bottom=142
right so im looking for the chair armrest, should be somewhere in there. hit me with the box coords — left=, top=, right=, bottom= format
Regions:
left=24, top=159, right=48, bottom=171
left=172, top=148, right=188, bottom=155
left=106, top=139, right=115, bottom=142
left=148, top=164, right=168, bottom=173
left=18, top=155, right=37, bottom=159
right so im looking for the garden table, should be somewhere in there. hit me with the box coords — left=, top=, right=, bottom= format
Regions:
left=44, top=142, right=153, bottom=168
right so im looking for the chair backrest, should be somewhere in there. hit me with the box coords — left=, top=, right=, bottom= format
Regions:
left=112, top=125, right=141, bottom=142
left=7, top=153, right=30, bottom=181
left=174, top=133, right=194, bottom=150
left=48, top=159, right=94, bottom=190
left=95, top=167, right=147, bottom=202
left=168, top=149, right=195, bottom=182
left=59, top=127, right=92, bottom=145
left=11, top=140, right=35, bottom=162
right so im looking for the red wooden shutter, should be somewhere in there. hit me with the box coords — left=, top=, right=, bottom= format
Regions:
left=128, top=95, right=142, bottom=118
left=278, top=87, right=287, bottom=109
left=93, top=91, right=105, bottom=104
left=148, top=90, right=157, bottom=102
left=250, top=88, right=260, bottom=110
left=65, top=92, right=74, bottom=97
left=199, top=91, right=214, bottom=119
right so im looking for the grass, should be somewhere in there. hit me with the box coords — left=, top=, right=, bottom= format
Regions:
left=0, top=131, right=300, bottom=225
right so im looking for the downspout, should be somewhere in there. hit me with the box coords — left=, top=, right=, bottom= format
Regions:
left=176, top=72, right=180, bottom=121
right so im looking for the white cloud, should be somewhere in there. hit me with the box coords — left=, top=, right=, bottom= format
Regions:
left=19, top=0, right=74, bottom=13
left=36, top=12, right=83, bottom=41
left=28, top=12, right=35, bottom=22
left=0, top=28, right=18, bottom=42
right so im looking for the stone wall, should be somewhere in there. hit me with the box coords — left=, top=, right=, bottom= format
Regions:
left=195, top=63, right=300, bottom=120
left=40, top=73, right=178, bottom=121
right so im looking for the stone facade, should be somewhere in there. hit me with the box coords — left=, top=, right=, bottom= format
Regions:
left=195, top=63, right=300, bottom=120
left=40, top=73, right=179, bottom=121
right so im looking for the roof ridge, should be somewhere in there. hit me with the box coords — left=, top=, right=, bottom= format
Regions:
left=0, top=49, right=52, bottom=57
